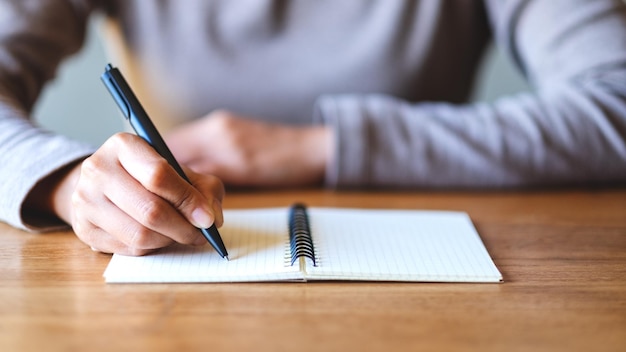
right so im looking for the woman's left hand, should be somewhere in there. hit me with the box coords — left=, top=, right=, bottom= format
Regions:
left=165, top=110, right=333, bottom=187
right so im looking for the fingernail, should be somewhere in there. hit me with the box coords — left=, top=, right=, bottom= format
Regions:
left=191, top=207, right=213, bottom=228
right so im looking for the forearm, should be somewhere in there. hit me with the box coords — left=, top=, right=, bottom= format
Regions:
left=316, top=84, right=626, bottom=188
left=0, top=0, right=100, bottom=230
left=0, top=109, right=94, bottom=230
left=315, top=0, right=626, bottom=189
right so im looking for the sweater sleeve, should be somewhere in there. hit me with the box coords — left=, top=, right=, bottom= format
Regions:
left=314, top=0, right=626, bottom=188
left=0, top=0, right=99, bottom=231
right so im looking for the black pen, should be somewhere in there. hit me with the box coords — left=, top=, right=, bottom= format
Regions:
left=100, top=63, right=229, bottom=260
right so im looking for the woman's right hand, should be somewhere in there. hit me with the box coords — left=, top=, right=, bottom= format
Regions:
left=49, top=132, right=225, bottom=255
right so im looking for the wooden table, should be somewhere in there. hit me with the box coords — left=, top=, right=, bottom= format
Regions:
left=1, top=189, right=625, bottom=352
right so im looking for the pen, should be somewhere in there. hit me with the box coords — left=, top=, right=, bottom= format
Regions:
left=100, top=63, right=229, bottom=260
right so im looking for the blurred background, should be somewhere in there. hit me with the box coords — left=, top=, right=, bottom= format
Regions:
left=32, top=18, right=530, bottom=147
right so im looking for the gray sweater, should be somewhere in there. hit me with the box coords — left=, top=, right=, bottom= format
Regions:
left=1, top=0, right=626, bottom=231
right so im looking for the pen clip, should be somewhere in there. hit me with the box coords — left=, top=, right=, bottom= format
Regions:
left=101, top=65, right=132, bottom=120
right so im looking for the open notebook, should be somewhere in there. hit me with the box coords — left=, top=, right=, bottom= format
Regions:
left=103, top=205, right=503, bottom=283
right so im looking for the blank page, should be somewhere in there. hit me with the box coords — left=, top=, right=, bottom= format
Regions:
left=305, top=208, right=502, bottom=282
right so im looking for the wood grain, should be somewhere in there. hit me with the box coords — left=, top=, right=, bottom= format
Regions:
left=1, top=189, right=625, bottom=352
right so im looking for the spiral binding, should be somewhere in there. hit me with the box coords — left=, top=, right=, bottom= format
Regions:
left=288, top=203, right=317, bottom=266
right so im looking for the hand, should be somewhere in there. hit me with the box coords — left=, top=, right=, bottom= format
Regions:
left=164, top=110, right=333, bottom=187
left=41, top=133, right=225, bottom=255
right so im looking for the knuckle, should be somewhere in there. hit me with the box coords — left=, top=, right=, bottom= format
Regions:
left=80, top=156, right=103, bottom=179
left=102, top=132, right=132, bottom=153
left=127, top=225, right=154, bottom=249
left=211, top=111, right=238, bottom=131
left=137, top=198, right=166, bottom=228
left=211, top=109, right=234, bottom=121
left=70, top=187, right=87, bottom=208
left=144, top=159, right=173, bottom=190
left=72, top=220, right=97, bottom=245
left=172, top=186, right=196, bottom=211
left=71, top=219, right=87, bottom=239
left=109, top=132, right=134, bottom=146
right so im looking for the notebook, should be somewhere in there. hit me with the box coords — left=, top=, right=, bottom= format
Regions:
left=103, top=205, right=503, bottom=283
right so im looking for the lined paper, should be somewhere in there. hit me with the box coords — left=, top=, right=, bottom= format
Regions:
left=103, top=207, right=502, bottom=283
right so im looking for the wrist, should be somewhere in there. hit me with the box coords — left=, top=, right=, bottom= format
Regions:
left=304, top=126, right=333, bottom=184
left=23, top=160, right=83, bottom=225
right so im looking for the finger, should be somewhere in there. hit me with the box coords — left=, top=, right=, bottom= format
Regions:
left=73, top=213, right=157, bottom=256
left=91, top=196, right=178, bottom=250
left=72, top=187, right=178, bottom=252
left=99, top=162, right=207, bottom=246
left=115, top=135, right=218, bottom=230
left=83, top=226, right=159, bottom=256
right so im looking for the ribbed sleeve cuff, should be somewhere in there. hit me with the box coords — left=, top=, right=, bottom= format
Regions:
left=0, top=122, right=95, bottom=231
left=313, top=95, right=370, bottom=188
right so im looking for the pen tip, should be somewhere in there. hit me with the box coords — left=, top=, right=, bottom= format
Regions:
left=225, top=255, right=230, bottom=261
